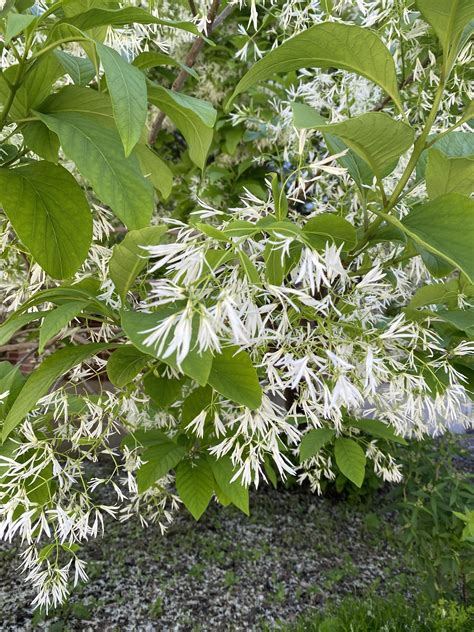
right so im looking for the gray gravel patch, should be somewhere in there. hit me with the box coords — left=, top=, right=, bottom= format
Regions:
left=0, top=485, right=417, bottom=631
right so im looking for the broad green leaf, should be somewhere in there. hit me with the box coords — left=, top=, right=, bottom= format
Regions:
left=148, top=86, right=216, bottom=169
left=208, top=346, right=262, bottom=410
left=96, top=43, right=147, bottom=156
left=22, top=121, right=60, bottom=163
left=348, top=418, right=407, bottom=445
left=36, top=87, right=154, bottom=230
left=401, top=194, right=474, bottom=282
left=122, top=428, right=170, bottom=450
left=417, top=131, right=474, bottom=179
left=135, top=144, right=173, bottom=199
left=293, top=104, right=378, bottom=187
left=334, top=438, right=366, bottom=488
left=209, top=455, right=249, bottom=515
left=2, top=343, right=111, bottom=441
left=132, top=50, right=198, bottom=79
left=229, top=22, right=403, bottom=112
left=263, top=456, right=278, bottom=489
left=0, top=161, right=92, bottom=279
left=59, top=7, right=205, bottom=38
left=408, top=280, right=461, bottom=309
left=0, top=310, right=45, bottom=346
left=0, top=53, right=64, bottom=121
left=5, top=12, right=36, bottom=43
left=176, top=456, right=215, bottom=520
left=137, top=441, right=186, bottom=493
left=224, top=220, right=260, bottom=238
left=264, top=243, right=285, bottom=285
left=303, top=213, right=357, bottom=251
left=418, top=248, right=455, bottom=279
left=437, top=309, right=474, bottom=336
left=416, top=0, right=474, bottom=66
left=54, top=50, right=96, bottom=86
left=106, top=345, right=149, bottom=387
left=121, top=309, right=213, bottom=386
left=0, top=362, right=24, bottom=417
left=238, top=250, right=262, bottom=287
left=299, top=428, right=336, bottom=462
left=426, top=149, right=474, bottom=199
left=144, top=373, right=184, bottom=409
left=266, top=220, right=303, bottom=240
left=109, top=226, right=168, bottom=299
left=294, top=105, right=414, bottom=179
left=182, top=386, right=213, bottom=425
left=38, top=301, right=88, bottom=353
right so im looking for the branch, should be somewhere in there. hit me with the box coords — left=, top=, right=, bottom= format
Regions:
left=148, top=1, right=235, bottom=145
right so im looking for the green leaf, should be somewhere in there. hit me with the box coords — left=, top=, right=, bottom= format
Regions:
left=238, top=250, right=262, bottom=287
left=270, top=173, right=288, bottom=221
left=106, top=345, right=149, bottom=387
left=292, top=105, right=373, bottom=188
left=426, top=149, right=474, bottom=199
left=408, top=280, right=460, bottom=309
left=2, top=343, right=111, bottom=441
left=5, top=12, right=36, bottom=43
left=176, top=456, right=215, bottom=520
left=0, top=362, right=24, bottom=417
left=22, top=121, right=60, bottom=163
left=294, top=105, right=414, bottom=179
left=96, top=43, right=147, bottom=156
left=266, top=220, right=303, bottom=240
left=418, top=248, right=455, bottom=279
left=39, top=301, right=88, bottom=353
left=401, top=194, right=474, bottom=282
left=208, top=346, right=262, bottom=410
left=121, top=428, right=170, bottom=451
left=36, top=87, right=154, bottom=230
left=416, top=0, right=474, bottom=66
left=59, top=7, right=205, bottom=38
left=144, top=373, right=184, bottom=409
left=182, top=385, right=213, bottom=425
left=436, top=309, right=474, bottom=336
left=418, top=131, right=474, bottom=179
left=224, top=220, right=260, bottom=238
left=229, top=22, right=403, bottom=112
left=264, top=243, right=285, bottom=285
left=109, top=226, right=168, bottom=300
left=0, top=310, right=45, bottom=346
left=132, top=50, right=199, bottom=79
left=334, top=438, right=366, bottom=488
left=0, top=54, right=61, bottom=122
left=209, top=455, right=249, bottom=515
left=54, top=50, right=96, bottom=86
left=137, top=441, right=186, bottom=493
left=148, top=86, right=216, bottom=169
left=135, top=144, right=173, bottom=199
left=0, top=161, right=92, bottom=279
left=121, top=309, right=213, bottom=386
left=348, top=418, right=407, bottom=445
left=303, top=213, right=357, bottom=251
left=299, top=428, right=336, bottom=461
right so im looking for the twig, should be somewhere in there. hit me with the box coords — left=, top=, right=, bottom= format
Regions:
left=148, top=1, right=236, bottom=145
left=188, top=0, right=198, bottom=16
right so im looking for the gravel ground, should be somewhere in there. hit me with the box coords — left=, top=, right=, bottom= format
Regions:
left=0, top=483, right=418, bottom=631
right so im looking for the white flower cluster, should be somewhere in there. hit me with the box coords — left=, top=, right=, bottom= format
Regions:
left=138, top=185, right=472, bottom=491
left=0, top=386, right=180, bottom=612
